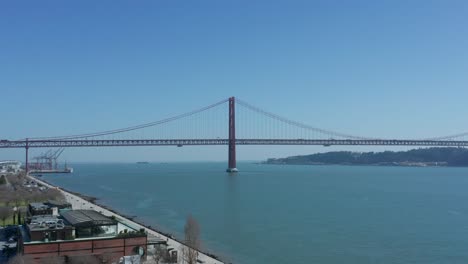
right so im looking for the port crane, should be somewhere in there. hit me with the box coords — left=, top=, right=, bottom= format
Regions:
left=31, top=148, right=65, bottom=170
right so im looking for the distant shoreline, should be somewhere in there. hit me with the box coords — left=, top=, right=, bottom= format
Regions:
left=262, top=162, right=451, bottom=167
left=264, top=147, right=468, bottom=167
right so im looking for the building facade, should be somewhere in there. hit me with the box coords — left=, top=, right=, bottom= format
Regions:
left=0, top=160, right=22, bottom=175
left=19, top=208, right=148, bottom=263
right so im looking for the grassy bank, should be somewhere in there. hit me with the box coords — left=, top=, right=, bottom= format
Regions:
left=0, top=172, right=66, bottom=228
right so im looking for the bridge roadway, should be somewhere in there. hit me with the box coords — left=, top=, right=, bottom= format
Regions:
left=1, top=138, right=468, bottom=148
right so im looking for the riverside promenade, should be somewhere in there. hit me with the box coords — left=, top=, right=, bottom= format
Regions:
left=28, top=175, right=225, bottom=264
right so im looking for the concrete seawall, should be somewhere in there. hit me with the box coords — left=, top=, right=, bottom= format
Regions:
left=28, top=175, right=225, bottom=264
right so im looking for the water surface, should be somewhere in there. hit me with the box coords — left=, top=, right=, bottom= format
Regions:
left=42, top=162, right=468, bottom=264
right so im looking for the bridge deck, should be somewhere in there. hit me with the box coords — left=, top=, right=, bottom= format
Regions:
left=1, top=139, right=468, bottom=148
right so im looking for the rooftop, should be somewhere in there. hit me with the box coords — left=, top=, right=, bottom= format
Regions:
left=47, top=199, right=72, bottom=208
left=61, top=210, right=117, bottom=227
left=29, top=203, right=50, bottom=211
left=0, top=160, right=21, bottom=165
left=28, top=215, right=66, bottom=231
left=29, top=201, right=71, bottom=212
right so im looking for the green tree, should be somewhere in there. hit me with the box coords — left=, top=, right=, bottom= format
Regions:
left=0, top=206, right=12, bottom=226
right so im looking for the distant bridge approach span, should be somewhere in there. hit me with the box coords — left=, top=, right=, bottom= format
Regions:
left=2, top=97, right=468, bottom=172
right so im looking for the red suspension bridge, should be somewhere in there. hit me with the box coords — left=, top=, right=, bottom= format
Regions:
left=2, top=97, right=468, bottom=172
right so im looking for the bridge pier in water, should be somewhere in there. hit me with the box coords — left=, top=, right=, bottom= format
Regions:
left=226, top=97, right=238, bottom=173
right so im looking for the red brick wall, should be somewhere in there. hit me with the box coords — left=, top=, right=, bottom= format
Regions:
left=59, top=241, right=92, bottom=251
left=93, top=247, right=124, bottom=254
left=27, top=252, right=59, bottom=258
left=124, top=237, right=148, bottom=256
left=23, top=236, right=147, bottom=260
left=94, top=238, right=124, bottom=249
left=125, top=237, right=147, bottom=246
left=61, top=249, right=93, bottom=256
left=24, top=243, right=58, bottom=254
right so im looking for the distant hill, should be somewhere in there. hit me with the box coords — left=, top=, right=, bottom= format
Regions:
left=264, top=147, right=468, bottom=167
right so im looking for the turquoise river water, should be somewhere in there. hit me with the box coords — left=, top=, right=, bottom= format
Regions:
left=41, top=162, right=468, bottom=264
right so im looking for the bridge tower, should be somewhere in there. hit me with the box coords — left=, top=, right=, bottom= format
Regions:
left=227, top=97, right=238, bottom=172
left=25, top=138, right=29, bottom=174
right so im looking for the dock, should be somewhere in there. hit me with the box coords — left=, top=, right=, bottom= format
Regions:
left=29, top=168, right=73, bottom=174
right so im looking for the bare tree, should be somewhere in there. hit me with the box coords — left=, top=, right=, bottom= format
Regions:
left=12, top=191, right=24, bottom=208
left=16, top=207, right=27, bottom=225
left=11, top=191, right=24, bottom=225
left=0, top=206, right=12, bottom=226
left=149, top=244, right=168, bottom=264
left=99, top=251, right=120, bottom=263
left=6, top=173, right=23, bottom=188
left=7, top=254, right=34, bottom=264
left=44, top=188, right=65, bottom=202
left=38, top=255, right=65, bottom=264
left=0, top=175, right=7, bottom=185
left=68, top=255, right=101, bottom=264
left=22, top=191, right=36, bottom=205
left=28, top=191, right=47, bottom=203
left=183, top=214, right=201, bottom=264
left=7, top=255, right=25, bottom=264
left=0, top=190, right=10, bottom=207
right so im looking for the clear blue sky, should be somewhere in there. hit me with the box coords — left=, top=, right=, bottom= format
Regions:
left=1, top=0, right=468, bottom=162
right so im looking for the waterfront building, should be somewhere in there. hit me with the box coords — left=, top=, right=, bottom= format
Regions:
left=61, top=210, right=120, bottom=239
left=25, top=214, right=73, bottom=241
left=0, top=160, right=22, bottom=175
left=18, top=208, right=149, bottom=262
left=28, top=203, right=53, bottom=216
left=28, top=200, right=72, bottom=217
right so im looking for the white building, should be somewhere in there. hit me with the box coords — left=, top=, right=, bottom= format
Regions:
left=0, top=160, right=22, bottom=174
